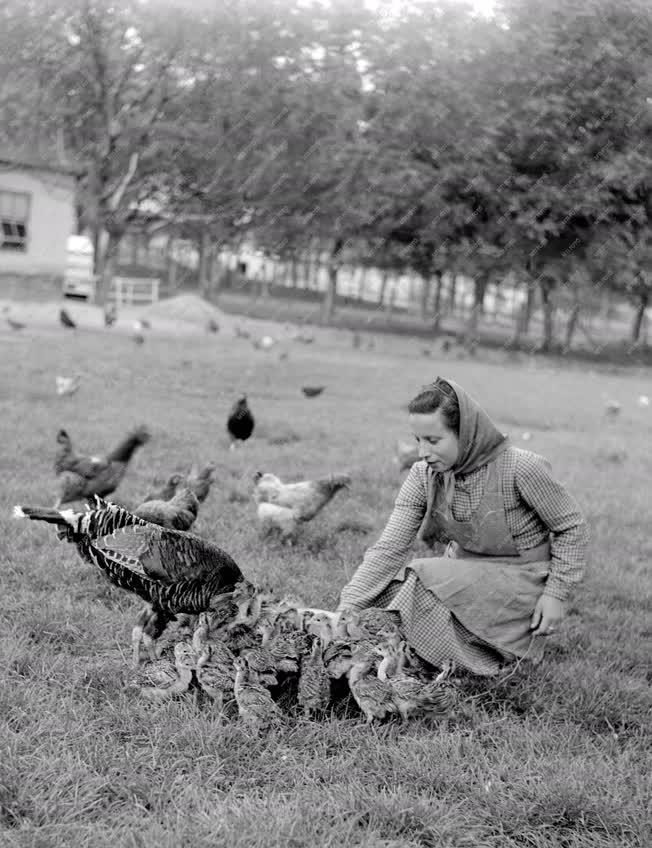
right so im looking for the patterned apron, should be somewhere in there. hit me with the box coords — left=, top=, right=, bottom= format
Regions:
left=392, top=451, right=551, bottom=657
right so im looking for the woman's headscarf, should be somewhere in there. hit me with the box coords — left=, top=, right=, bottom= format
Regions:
left=427, top=377, right=509, bottom=519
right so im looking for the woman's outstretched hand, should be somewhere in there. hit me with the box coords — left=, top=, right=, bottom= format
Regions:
left=530, top=594, right=565, bottom=636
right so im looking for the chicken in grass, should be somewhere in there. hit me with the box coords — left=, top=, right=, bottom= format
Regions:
left=141, top=473, right=184, bottom=504
left=53, top=425, right=151, bottom=507
left=227, top=395, right=255, bottom=448
left=13, top=498, right=244, bottom=666
left=133, top=486, right=200, bottom=532
left=233, top=655, right=283, bottom=729
left=192, top=613, right=236, bottom=712
left=297, top=636, right=331, bottom=717
left=375, top=641, right=455, bottom=722
left=346, top=643, right=397, bottom=724
left=252, top=471, right=351, bottom=541
left=335, top=607, right=403, bottom=641
left=185, top=462, right=216, bottom=503
left=139, top=641, right=198, bottom=701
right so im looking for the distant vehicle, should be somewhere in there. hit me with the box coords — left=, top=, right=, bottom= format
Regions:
left=63, top=234, right=96, bottom=300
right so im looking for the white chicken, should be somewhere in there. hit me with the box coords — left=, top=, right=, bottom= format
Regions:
left=56, top=375, right=81, bottom=397
left=252, top=471, right=350, bottom=542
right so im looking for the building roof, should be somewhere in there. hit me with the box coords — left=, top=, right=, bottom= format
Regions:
left=0, top=152, right=80, bottom=177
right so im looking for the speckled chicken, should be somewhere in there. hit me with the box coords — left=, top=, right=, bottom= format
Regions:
left=256, top=615, right=305, bottom=674
left=193, top=614, right=236, bottom=711
left=253, top=471, right=350, bottom=540
left=54, top=425, right=151, bottom=507
left=375, top=642, right=455, bottom=721
left=13, top=498, right=244, bottom=664
left=347, top=643, right=397, bottom=723
left=134, top=486, right=200, bottom=531
left=336, top=607, right=402, bottom=641
left=241, top=646, right=278, bottom=686
left=139, top=641, right=198, bottom=701
left=233, top=655, right=282, bottom=728
left=298, top=637, right=331, bottom=716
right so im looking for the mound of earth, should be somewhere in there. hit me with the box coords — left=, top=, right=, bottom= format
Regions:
left=142, top=294, right=225, bottom=324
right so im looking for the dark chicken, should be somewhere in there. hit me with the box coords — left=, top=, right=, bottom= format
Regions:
left=54, top=425, right=150, bottom=507
left=227, top=395, right=254, bottom=448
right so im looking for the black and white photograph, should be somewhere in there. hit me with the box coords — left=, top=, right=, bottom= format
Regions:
left=1, top=0, right=650, bottom=845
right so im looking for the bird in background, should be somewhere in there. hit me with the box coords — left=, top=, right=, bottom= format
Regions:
left=59, top=308, right=76, bottom=329
left=301, top=385, right=325, bottom=398
left=227, top=395, right=255, bottom=449
left=207, top=318, right=220, bottom=333
left=56, top=375, right=81, bottom=397
left=6, top=315, right=25, bottom=330
left=53, top=424, right=150, bottom=507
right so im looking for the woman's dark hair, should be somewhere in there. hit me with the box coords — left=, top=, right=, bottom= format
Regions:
left=407, top=378, right=460, bottom=435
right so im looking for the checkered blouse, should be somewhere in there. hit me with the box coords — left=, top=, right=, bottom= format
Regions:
left=338, top=446, right=590, bottom=611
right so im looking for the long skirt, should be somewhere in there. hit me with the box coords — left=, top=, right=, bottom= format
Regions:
left=374, top=553, right=549, bottom=676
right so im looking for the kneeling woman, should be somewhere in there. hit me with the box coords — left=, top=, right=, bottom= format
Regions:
left=337, top=377, right=590, bottom=675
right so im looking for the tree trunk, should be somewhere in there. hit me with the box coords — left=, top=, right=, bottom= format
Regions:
left=198, top=228, right=210, bottom=297
left=432, top=273, right=443, bottom=329
left=510, top=284, right=536, bottom=347
left=96, top=230, right=121, bottom=308
left=562, top=303, right=580, bottom=353
left=321, top=237, right=343, bottom=322
left=538, top=278, right=556, bottom=352
left=448, top=271, right=458, bottom=314
left=377, top=269, right=390, bottom=307
left=419, top=275, right=430, bottom=320
left=464, top=274, right=488, bottom=349
left=631, top=292, right=649, bottom=345
left=166, top=230, right=177, bottom=295
left=290, top=253, right=299, bottom=288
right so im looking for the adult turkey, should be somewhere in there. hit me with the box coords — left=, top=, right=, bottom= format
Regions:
left=13, top=497, right=244, bottom=665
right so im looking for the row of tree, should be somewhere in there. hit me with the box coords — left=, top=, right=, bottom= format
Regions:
left=1, top=0, right=651, bottom=350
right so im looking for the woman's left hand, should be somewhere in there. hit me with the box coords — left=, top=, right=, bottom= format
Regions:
left=530, top=594, right=565, bottom=636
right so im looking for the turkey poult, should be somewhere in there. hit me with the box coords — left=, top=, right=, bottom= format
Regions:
left=53, top=425, right=151, bottom=507
left=227, top=396, right=255, bottom=449
left=252, top=472, right=351, bottom=542
left=233, top=654, right=283, bottom=729
left=12, top=497, right=244, bottom=666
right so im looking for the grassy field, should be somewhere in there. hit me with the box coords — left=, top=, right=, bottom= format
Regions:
left=1, top=302, right=650, bottom=848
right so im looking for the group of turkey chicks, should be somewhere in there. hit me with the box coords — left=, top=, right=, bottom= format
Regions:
left=136, top=585, right=456, bottom=730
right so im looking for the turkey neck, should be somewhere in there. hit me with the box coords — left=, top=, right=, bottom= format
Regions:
left=348, top=658, right=373, bottom=685
left=377, top=654, right=398, bottom=682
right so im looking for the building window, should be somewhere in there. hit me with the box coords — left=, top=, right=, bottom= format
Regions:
left=0, top=190, right=30, bottom=251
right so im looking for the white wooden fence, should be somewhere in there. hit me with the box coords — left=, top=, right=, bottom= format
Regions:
left=109, top=276, right=160, bottom=306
